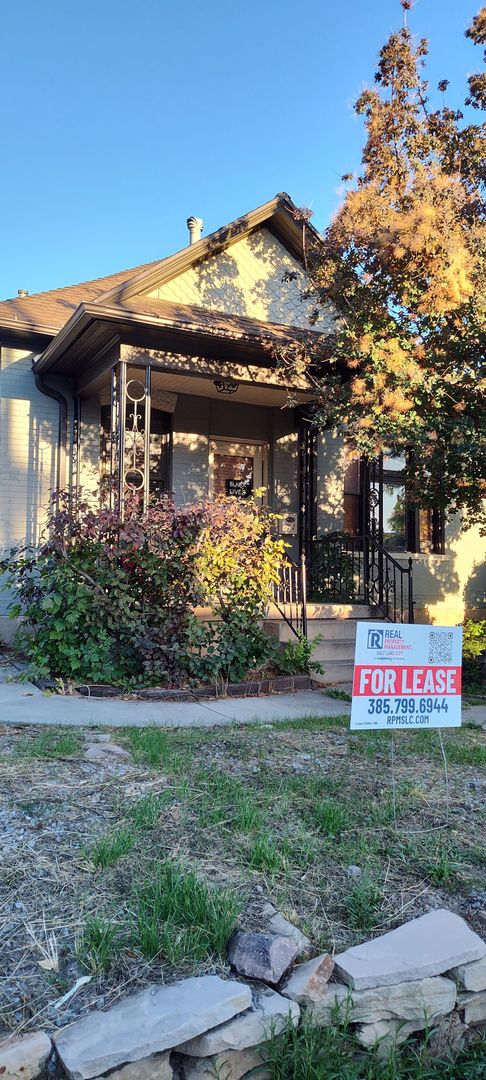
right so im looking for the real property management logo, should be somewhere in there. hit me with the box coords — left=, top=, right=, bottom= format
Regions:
left=367, top=627, right=406, bottom=650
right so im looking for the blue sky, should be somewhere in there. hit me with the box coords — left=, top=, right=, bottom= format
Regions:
left=0, top=0, right=481, bottom=299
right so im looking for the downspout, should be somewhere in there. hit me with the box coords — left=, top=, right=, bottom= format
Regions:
left=33, top=363, right=68, bottom=499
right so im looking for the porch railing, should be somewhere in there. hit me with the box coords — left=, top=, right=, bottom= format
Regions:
left=271, top=554, right=308, bottom=638
left=309, top=532, right=414, bottom=624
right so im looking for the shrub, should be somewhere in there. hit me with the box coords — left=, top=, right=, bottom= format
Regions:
left=0, top=490, right=286, bottom=688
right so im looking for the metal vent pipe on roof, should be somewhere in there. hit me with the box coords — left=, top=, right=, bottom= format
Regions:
left=187, top=216, right=203, bottom=245
left=17, top=289, right=29, bottom=297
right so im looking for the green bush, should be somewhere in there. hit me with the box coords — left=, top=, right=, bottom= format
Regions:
left=0, top=491, right=286, bottom=688
left=462, top=619, right=486, bottom=660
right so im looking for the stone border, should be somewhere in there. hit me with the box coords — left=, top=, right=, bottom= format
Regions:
left=32, top=674, right=312, bottom=700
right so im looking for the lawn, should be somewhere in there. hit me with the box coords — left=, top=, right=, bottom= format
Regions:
left=0, top=714, right=485, bottom=1058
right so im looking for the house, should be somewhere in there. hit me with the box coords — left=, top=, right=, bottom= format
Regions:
left=0, top=192, right=484, bottom=662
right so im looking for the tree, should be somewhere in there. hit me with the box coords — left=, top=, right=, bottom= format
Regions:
left=287, top=2, right=486, bottom=531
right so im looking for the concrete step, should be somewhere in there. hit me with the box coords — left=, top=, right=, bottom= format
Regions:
left=265, top=602, right=379, bottom=621
left=264, top=617, right=376, bottom=645
left=312, top=639, right=356, bottom=662
left=312, top=660, right=356, bottom=686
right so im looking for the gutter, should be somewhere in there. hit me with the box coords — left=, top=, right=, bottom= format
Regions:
left=33, top=364, right=68, bottom=497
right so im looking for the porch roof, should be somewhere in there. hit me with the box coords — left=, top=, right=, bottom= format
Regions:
left=33, top=294, right=328, bottom=384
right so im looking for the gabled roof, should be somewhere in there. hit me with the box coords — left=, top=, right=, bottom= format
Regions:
left=0, top=192, right=319, bottom=341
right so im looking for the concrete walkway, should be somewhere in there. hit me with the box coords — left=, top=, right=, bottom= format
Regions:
left=1, top=665, right=484, bottom=731
left=0, top=666, right=350, bottom=728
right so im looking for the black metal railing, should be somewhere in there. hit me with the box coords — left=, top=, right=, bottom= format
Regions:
left=309, top=533, right=366, bottom=605
left=271, top=554, right=308, bottom=638
left=364, top=533, right=414, bottom=624
left=309, top=532, right=414, bottom=624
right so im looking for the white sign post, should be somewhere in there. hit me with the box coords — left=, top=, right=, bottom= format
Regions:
left=351, top=623, right=462, bottom=731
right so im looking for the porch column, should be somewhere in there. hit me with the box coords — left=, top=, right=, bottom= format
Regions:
left=298, top=411, right=317, bottom=561
left=109, top=360, right=152, bottom=518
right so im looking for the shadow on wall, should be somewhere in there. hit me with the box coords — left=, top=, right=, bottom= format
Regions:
left=419, top=515, right=486, bottom=624
left=0, top=361, right=58, bottom=552
left=152, top=229, right=335, bottom=331
left=171, top=432, right=209, bottom=505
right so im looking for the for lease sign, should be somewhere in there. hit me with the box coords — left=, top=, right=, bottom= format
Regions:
left=350, top=623, right=462, bottom=730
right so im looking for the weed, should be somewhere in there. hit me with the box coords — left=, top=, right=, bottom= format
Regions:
left=89, top=826, right=135, bottom=869
left=16, top=729, right=81, bottom=759
left=311, top=799, right=348, bottom=837
left=124, top=728, right=170, bottom=767
left=77, top=916, right=119, bottom=974
left=265, top=1011, right=486, bottom=1079
left=248, top=833, right=286, bottom=874
left=126, top=792, right=171, bottom=829
left=324, top=688, right=352, bottom=703
left=344, top=871, right=381, bottom=933
left=233, top=793, right=263, bottom=833
left=132, top=860, right=240, bottom=963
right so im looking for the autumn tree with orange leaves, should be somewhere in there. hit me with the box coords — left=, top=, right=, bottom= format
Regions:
left=294, top=3, right=486, bottom=530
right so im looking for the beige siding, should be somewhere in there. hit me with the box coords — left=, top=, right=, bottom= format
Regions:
left=0, top=346, right=72, bottom=614
left=316, top=432, right=346, bottom=533
left=149, top=228, right=335, bottom=332
left=314, top=431, right=486, bottom=623
left=79, top=397, right=102, bottom=494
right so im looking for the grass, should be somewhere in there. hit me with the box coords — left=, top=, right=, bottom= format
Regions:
left=15, top=728, right=82, bottom=758
left=2, top=713, right=485, bottom=1043
left=89, top=826, right=136, bottom=869
left=132, top=860, right=241, bottom=964
left=311, top=798, right=349, bottom=837
left=248, top=832, right=287, bottom=874
left=344, top=872, right=382, bottom=933
left=265, top=1012, right=486, bottom=1080
left=125, top=792, right=171, bottom=829
left=76, top=916, right=119, bottom=974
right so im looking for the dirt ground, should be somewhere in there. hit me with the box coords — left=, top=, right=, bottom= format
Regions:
left=0, top=714, right=485, bottom=1041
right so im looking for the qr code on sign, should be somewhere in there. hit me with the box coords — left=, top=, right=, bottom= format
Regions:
left=428, top=630, right=454, bottom=664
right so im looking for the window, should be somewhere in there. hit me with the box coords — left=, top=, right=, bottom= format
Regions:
left=343, top=446, right=444, bottom=554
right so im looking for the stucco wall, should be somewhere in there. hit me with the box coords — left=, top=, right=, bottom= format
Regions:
left=149, top=227, right=335, bottom=332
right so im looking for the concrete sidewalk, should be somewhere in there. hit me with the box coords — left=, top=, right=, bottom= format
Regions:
left=0, top=666, right=350, bottom=728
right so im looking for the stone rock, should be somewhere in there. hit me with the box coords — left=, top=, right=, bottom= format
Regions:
left=448, top=955, right=486, bottom=992
left=266, top=913, right=311, bottom=955
left=180, top=1046, right=271, bottom=1079
left=261, top=903, right=277, bottom=919
left=0, top=1031, right=51, bottom=1080
left=334, top=909, right=486, bottom=990
left=99, top=1057, right=171, bottom=1080
left=92, top=1054, right=173, bottom=1080
left=426, top=1012, right=468, bottom=1058
left=227, top=932, right=299, bottom=985
left=84, top=743, right=131, bottom=764
left=177, top=988, right=298, bottom=1056
left=354, top=1018, right=425, bottom=1056
left=283, top=954, right=335, bottom=1005
left=54, top=977, right=252, bottom=1080
left=459, top=989, right=486, bottom=1024
left=309, top=975, right=456, bottom=1026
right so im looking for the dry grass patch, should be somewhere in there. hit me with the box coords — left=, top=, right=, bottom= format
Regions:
left=0, top=714, right=484, bottom=1041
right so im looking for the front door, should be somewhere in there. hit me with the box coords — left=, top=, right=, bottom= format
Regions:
left=209, top=439, right=268, bottom=503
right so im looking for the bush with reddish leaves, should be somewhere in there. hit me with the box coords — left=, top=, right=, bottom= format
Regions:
left=0, top=492, right=286, bottom=687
